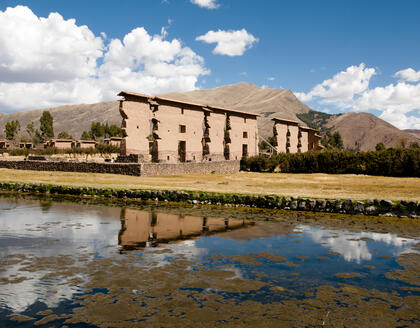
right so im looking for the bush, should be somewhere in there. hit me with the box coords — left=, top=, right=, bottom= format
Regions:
left=5, top=143, right=120, bottom=157
left=241, top=148, right=420, bottom=177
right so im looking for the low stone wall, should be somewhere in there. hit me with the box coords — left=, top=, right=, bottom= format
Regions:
left=0, top=159, right=240, bottom=176
left=0, top=182, right=418, bottom=218
left=140, top=160, right=240, bottom=176
left=0, top=160, right=141, bottom=176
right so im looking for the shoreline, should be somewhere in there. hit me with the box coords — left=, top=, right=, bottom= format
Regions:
left=1, top=181, right=419, bottom=218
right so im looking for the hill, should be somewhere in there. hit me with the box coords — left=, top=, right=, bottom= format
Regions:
left=162, top=82, right=311, bottom=138
left=404, top=129, right=420, bottom=139
left=0, top=82, right=418, bottom=150
left=0, top=101, right=120, bottom=141
left=325, top=112, right=419, bottom=151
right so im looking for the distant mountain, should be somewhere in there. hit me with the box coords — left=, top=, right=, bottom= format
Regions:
left=162, top=82, right=311, bottom=138
left=0, top=101, right=120, bottom=140
left=325, top=112, right=419, bottom=151
left=0, top=82, right=417, bottom=151
left=404, top=129, right=420, bottom=139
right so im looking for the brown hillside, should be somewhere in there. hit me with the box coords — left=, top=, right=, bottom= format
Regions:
left=404, top=129, right=420, bottom=139
left=0, top=101, right=120, bottom=140
left=326, top=112, right=419, bottom=151
left=162, top=82, right=311, bottom=138
left=0, top=82, right=417, bottom=151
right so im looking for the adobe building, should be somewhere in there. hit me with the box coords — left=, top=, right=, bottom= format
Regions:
left=0, top=140, right=10, bottom=150
left=300, top=126, right=322, bottom=151
left=272, top=118, right=321, bottom=153
left=45, top=139, right=74, bottom=149
left=118, top=91, right=259, bottom=163
left=104, top=137, right=122, bottom=147
left=19, top=142, right=33, bottom=149
left=76, top=140, right=97, bottom=148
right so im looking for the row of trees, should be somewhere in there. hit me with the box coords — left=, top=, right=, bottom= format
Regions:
left=81, top=122, right=122, bottom=140
left=241, top=147, right=420, bottom=177
left=3, top=112, right=121, bottom=145
left=4, top=111, right=54, bottom=144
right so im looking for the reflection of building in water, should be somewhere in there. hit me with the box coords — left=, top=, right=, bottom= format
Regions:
left=118, top=208, right=248, bottom=250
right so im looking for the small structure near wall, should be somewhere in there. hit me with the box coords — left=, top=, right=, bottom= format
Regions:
left=104, top=137, right=122, bottom=147
left=118, top=91, right=259, bottom=163
left=272, top=118, right=321, bottom=153
left=19, top=142, right=33, bottom=150
left=45, top=139, right=74, bottom=149
left=300, top=126, right=322, bottom=151
left=0, top=140, right=10, bottom=150
left=76, top=140, right=98, bottom=149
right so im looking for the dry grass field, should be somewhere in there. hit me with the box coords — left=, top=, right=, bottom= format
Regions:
left=1, top=168, right=419, bottom=201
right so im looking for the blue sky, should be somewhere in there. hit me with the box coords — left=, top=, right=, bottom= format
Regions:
left=0, top=0, right=419, bottom=129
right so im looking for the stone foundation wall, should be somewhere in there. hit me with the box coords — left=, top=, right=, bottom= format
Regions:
left=0, top=159, right=240, bottom=176
left=0, top=160, right=141, bottom=176
left=0, top=182, right=418, bottom=218
left=140, top=160, right=240, bottom=176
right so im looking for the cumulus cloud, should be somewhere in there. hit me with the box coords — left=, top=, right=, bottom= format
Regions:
left=394, top=68, right=420, bottom=82
left=295, top=63, right=420, bottom=129
left=0, top=6, right=209, bottom=111
left=0, top=5, right=103, bottom=83
left=295, top=63, right=376, bottom=104
left=196, top=29, right=258, bottom=56
left=190, top=0, right=219, bottom=9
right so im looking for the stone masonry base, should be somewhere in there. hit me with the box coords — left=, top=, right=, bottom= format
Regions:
left=0, top=160, right=240, bottom=176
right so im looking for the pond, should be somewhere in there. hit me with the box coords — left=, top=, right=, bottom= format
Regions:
left=0, top=195, right=419, bottom=327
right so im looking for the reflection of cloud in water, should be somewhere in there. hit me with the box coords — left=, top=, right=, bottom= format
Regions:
left=0, top=271, right=82, bottom=313
left=0, top=199, right=120, bottom=313
left=143, top=240, right=208, bottom=267
left=295, top=225, right=418, bottom=264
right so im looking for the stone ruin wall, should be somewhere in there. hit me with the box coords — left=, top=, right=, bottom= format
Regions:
left=0, top=159, right=240, bottom=177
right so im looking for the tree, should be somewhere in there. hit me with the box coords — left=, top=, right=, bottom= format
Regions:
left=321, top=130, right=344, bottom=149
left=331, top=131, right=343, bottom=149
left=81, top=131, right=91, bottom=140
left=57, top=131, right=73, bottom=139
left=375, top=143, right=386, bottom=151
left=90, top=122, right=105, bottom=140
left=26, top=121, right=35, bottom=138
left=4, top=120, right=20, bottom=140
left=105, top=124, right=122, bottom=137
left=40, top=111, right=54, bottom=140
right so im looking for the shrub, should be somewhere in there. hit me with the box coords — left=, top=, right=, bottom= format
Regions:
left=241, top=148, right=420, bottom=177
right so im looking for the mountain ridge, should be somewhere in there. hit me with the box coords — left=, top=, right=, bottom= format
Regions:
left=0, top=82, right=417, bottom=150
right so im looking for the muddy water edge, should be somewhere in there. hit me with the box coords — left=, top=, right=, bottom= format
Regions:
left=0, top=193, right=419, bottom=327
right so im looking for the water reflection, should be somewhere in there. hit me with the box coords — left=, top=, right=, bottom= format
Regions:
left=118, top=208, right=251, bottom=250
left=0, top=196, right=419, bottom=326
left=296, top=225, right=418, bottom=263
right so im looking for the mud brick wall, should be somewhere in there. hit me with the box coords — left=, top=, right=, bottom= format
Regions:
left=140, top=160, right=240, bottom=176
left=0, top=160, right=141, bottom=176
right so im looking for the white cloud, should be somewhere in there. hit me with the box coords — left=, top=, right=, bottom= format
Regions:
left=353, top=82, right=420, bottom=129
left=196, top=29, right=258, bottom=56
left=295, top=63, right=376, bottom=104
left=0, top=5, right=104, bottom=83
left=295, top=63, right=420, bottom=129
left=190, top=0, right=219, bottom=9
left=0, top=6, right=209, bottom=111
left=394, top=68, right=420, bottom=82
left=267, top=77, right=275, bottom=81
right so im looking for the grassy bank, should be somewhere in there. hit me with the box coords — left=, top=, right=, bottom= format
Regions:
left=0, top=168, right=419, bottom=201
